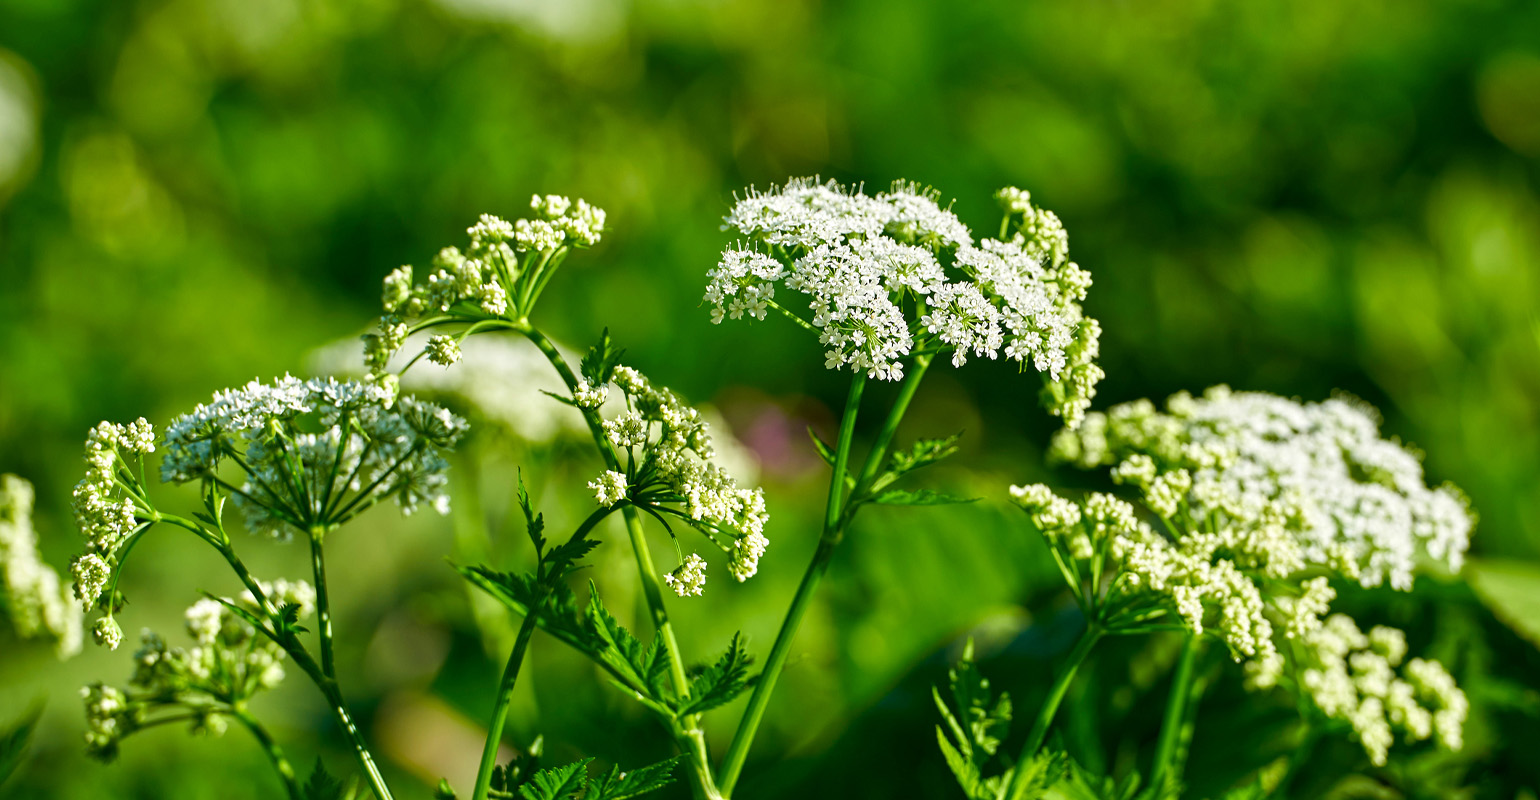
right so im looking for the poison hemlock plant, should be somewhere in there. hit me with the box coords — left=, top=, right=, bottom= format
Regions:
left=939, top=387, right=1475, bottom=799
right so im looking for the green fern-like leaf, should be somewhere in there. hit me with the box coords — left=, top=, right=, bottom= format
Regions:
left=583, top=756, right=683, bottom=800
left=677, top=633, right=754, bottom=716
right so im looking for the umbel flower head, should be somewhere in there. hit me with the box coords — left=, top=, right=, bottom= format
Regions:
left=1, top=474, right=84, bottom=658
left=363, top=195, right=607, bottom=385
left=1050, top=385, right=1474, bottom=590
left=1009, top=385, right=1472, bottom=766
left=709, top=178, right=1102, bottom=426
left=81, top=579, right=315, bottom=762
left=1249, top=614, right=1468, bottom=766
left=582, top=348, right=770, bottom=596
left=160, top=376, right=468, bottom=539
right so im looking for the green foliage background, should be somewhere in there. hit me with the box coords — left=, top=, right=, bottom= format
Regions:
left=1, top=0, right=1538, bottom=797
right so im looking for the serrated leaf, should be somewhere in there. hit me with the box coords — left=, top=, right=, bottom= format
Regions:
left=872, top=488, right=978, bottom=506
left=545, top=537, right=602, bottom=578
left=935, top=640, right=1015, bottom=800
left=677, top=633, right=754, bottom=717
left=516, top=470, right=546, bottom=555
left=585, top=586, right=671, bottom=700
left=580, top=329, right=625, bottom=388
left=0, top=704, right=43, bottom=787
left=584, top=756, right=683, bottom=800
left=494, top=735, right=544, bottom=792
left=888, top=433, right=963, bottom=477
left=303, top=759, right=352, bottom=800
left=457, top=566, right=602, bottom=655
left=518, top=758, right=593, bottom=800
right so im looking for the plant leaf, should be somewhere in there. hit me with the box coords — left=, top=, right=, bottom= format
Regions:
left=1466, top=557, right=1540, bottom=651
left=580, top=328, right=625, bottom=388
left=518, top=758, right=593, bottom=800
left=457, top=566, right=602, bottom=655
left=0, top=704, right=43, bottom=787
left=806, top=427, right=855, bottom=490
left=887, top=433, right=963, bottom=478
left=677, top=633, right=755, bottom=717
left=585, top=585, right=671, bottom=701
left=584, top=756, right=683, bottom=800
left=872, top=488, right=978, bottom=506
left=934, top=639, right=1016, bottom=800
left=516, top=470, right=546, bottom=555
left=303, top=759, right=353, bottom=800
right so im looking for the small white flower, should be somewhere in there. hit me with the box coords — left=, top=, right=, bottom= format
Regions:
left=425, top=335, right=462, bottom=366
left=589, top=470, right=629, bottom=507
left=663, top=553, right=708, bottom=597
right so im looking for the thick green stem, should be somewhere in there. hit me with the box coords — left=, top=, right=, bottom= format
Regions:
left=471, top=612, right=541, bottom=800
left=1149, top=635, right=1201, bottom=794
left=310, top=529, right=337, bottom=679
left=1007, top=624, right=1102, bottom=800
left=233, top=707, right=302, bottom=800
left=717, top=375, right=867, bottom=795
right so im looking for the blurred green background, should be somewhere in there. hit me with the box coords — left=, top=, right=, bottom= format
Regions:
left=2, top=0, right=1539, bottom=797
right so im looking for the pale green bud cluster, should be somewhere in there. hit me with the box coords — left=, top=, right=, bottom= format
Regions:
left=1, top=474, right=83, bottom=657
left=1289, top=614, right=1466, bottom=765
left=79, top=581, right=315, bottom=763
left=364, top=197, right=608, bottom=389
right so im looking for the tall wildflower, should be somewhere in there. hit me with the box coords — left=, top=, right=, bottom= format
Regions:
left=708, top=179, right=1102, bottom=425
left=1008, top=385, right=1474, bottom=765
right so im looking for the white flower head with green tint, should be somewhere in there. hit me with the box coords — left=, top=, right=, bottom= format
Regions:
left=2, top=474, right=84, bottom=657
left=575, top=333, right=771, bottom=593
left=711, top=178, right=1103, bottom=425
left=1052, top=386, right=1475, bottom=591
left=81, top=580, right=316, bottom=762
left=160, top=376, right=468, bottom=539
left=1289, top=614, right=1466, bottom=765
left=362, top=196, right=608, bottom=386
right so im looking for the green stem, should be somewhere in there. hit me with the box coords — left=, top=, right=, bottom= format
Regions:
left=509, top=320, right=718, bottom=799
left=847, top=354, right=934, bottom=505
left=1006, top=623, right=1102, bottom=800
left=1149, top=635, right=1201, bottom=794
left=717, top=374, right=867, bottom=795
left=471, top=612, right=540, bottom=800
left=310, top=529, right=336, bottom=679
left=233, top=707, right=302, bottom=800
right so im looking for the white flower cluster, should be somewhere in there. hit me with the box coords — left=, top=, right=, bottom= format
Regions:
left=1051, top=386, right=1474, bottom=591
left=710, top=178, right=1102, bottom=424
left=80, top=580, right=315, bottom=762
left=1009, top=484, right=1281, bottom=666
left=663, top=553, right=708, bottom=598
left=1, top=474, right=83, bottom=658
left=160, top=376, right=468, bottom=538
left=589, top=470, right=628, bottom=507
left=68, top=420, right=158, bottom=623
left=1284, top=615, right=1466, bottom=765
left=592, top=365, right=770, bottom=590
left=366, top=196, right=607, bottom=380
